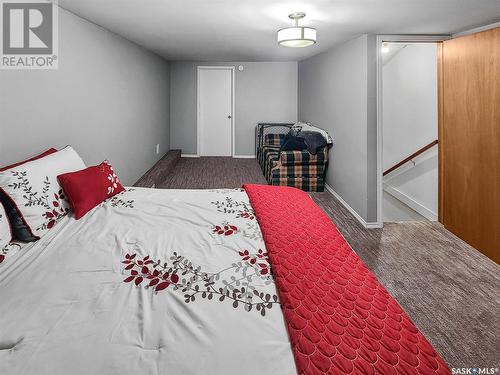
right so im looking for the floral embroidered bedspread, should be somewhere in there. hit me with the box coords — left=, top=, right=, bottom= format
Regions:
left=0, top=187, right=296, bottom=375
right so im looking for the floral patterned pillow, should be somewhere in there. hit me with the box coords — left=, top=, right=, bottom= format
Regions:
left=0, top=148, right=58, bottom=241
left=0, top=204, right=11, bottom=252
left=0, top=146, right=86, bottom=241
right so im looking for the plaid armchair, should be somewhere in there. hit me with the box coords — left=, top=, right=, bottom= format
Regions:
left=256, top=123, right=329, bottom=192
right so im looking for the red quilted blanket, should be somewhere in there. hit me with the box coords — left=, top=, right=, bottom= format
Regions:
left=244, top=184, right=450, bottom=375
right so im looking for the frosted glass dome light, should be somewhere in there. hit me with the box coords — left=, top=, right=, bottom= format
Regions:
left=278, top=12, right=317, bottom=48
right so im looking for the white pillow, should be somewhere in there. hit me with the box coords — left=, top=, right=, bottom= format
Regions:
left=0, top=146, right=86, bottom=240
left=0, top=204, right=11, bottom=251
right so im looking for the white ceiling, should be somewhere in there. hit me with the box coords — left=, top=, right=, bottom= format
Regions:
left=59, top=0, right=500, bottom=61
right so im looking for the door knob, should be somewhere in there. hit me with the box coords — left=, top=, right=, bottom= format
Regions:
left=228, top=115, right=232, bottom=119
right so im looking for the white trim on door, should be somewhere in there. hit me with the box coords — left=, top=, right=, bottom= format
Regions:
left=196, top=66, right=235, bottom=157
left=375, top=34, right=450, bottom=227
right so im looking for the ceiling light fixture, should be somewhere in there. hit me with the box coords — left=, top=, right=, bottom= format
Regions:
left=277, top=12, right=317, bottom=48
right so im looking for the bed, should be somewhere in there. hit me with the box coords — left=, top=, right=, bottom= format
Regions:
left=0, top=147, right=451, bottom=374
left=0, top=184, right=452, bottom=375
left=0, top=187, right=297, bottom=374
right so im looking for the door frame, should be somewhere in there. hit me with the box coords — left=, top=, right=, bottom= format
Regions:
left=375, top=34, right=450, bottom=226
left=196, top=66, right=235, bottom=157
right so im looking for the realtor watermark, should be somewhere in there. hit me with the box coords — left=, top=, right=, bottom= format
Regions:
left=1, top=0, right=58, bottom=69
left=451, top=367, right=499, bottom=375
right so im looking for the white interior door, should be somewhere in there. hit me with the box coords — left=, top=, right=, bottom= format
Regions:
left=198, top=67, right=233, bottom=156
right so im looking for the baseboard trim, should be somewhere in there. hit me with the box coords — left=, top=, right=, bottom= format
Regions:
left=181, top=154, right=256, bottom=159
left=324, top=184, right=382, bottom=229
left=233, top=155, right=255, bottom=159
left=383, top=183, right=438, bottom=221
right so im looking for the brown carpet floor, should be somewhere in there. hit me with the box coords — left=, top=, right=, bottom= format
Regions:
left=159, top=156, right=500, bottom=369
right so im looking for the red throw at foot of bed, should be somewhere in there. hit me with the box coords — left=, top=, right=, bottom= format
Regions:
left=244, top=184, right=450, bottom=375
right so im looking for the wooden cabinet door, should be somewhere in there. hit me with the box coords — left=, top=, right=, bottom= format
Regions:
left=439, top=27, right=500, bottom=264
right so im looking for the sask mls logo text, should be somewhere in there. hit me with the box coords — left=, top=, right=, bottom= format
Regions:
left=1, top=0, right=58, bottom=69
left=452, top=368, right=499, bottom=375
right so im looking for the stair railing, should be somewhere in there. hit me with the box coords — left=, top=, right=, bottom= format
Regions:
left=383, top=139, right=438, bottom=176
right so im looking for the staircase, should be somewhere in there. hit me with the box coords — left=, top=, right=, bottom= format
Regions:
left=383, top=140, right=438, bottom=222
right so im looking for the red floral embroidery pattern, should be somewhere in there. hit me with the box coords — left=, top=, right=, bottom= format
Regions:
left=121, top=251, right=279, bottom=316
left=239, top=249, right=270, bottom=275
left=212, top=223, right=238, bottom=236
left=43, top=189, right=69, bottom=229
left=237, top=211, right=255, bottom=220
left=122, top=253, right=179, bottom=292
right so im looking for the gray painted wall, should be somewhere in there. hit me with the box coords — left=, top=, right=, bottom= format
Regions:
left=0, top=8, right=171, bottom=185
left=170, top=61, right=297, bottom=155
left=298, top=34, right=377, bottom=222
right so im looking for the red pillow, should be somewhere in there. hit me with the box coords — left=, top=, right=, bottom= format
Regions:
left=0, top=148, right=57, bottom=171
left=58, top=161, right=125, bottom=219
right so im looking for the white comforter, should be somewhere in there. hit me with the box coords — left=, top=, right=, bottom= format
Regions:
left=0, top=188, right=296, bottom=375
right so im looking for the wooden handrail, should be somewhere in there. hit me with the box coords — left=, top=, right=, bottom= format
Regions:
left=383, top=139, right=438, bottom=176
